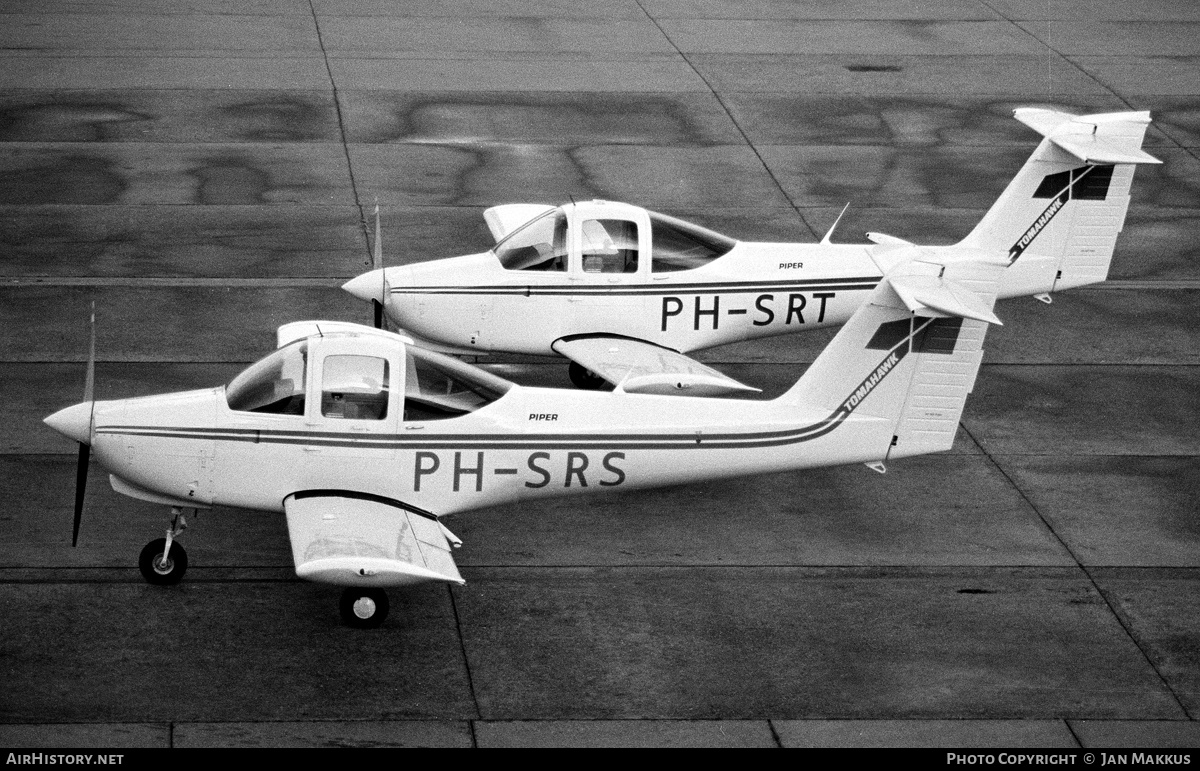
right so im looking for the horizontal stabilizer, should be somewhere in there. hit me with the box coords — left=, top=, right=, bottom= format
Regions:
left=284, top=493, right=464, bottom=588
left=888, top=273, right=1003, bottom=326
left=1049, top=134, right=1160, bottom=165
left=483, top=204, right=556, bottom=242
left=1014, top=108, right=1161, bottom=165
left=553, top=335, right=760, bottom=397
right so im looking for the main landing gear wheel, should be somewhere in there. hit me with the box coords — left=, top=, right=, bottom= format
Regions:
left=340, top=588, right=389, bottom=629
left=568, top=361, right=606, bottom=390
left=139, top=538, right=188, bottom=585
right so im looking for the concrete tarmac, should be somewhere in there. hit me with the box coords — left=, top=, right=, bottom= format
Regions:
left=1, top=0, right=1198, bottom=749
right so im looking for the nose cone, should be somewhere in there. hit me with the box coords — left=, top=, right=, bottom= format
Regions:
left=45, top=402, right=93, bottom=445
left=342, top=269, right=386, bottom=303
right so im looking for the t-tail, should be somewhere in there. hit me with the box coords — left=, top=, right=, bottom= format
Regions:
left=959, top=108, right=1160, bottom=297
left=778, top=256, right=1005, bottom=466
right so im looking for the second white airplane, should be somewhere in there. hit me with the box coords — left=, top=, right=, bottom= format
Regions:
left=344, top=108, right=1159, bottom=392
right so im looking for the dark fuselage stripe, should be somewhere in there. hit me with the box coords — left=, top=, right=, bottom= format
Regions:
left=392, top=278, right=880, bottom=298
left=95, top=418, right=842, bottom=451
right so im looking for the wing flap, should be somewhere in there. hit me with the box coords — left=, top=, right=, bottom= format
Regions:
left=284, top=493, right=464, bottom=588
left=552, top=336, right=760, bottom=397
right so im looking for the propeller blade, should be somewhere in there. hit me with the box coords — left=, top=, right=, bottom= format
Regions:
left=84, top=301, right=96, bottom=431
left=372, top=203, right=386, bottom=329
left=372, top=203, right=383, bottom=273
left=75, top=301, right=96, bottom=547
left=72, top=443, right=89, bottom=547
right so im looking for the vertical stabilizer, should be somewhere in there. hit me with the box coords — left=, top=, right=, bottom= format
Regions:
left=960, top=109, right=1159, bottom=295
left=780, top=258, right=1004, bottom=461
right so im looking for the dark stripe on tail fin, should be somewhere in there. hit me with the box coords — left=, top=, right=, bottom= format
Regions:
left=1033, top=164, right=1114, bottom=200
left=1010, top=164, right=1116, bottom=264
left=867, top=317, right=963, bottom=355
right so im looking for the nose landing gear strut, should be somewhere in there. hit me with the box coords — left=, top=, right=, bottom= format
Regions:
left=138, top=507, right=193, bottom=585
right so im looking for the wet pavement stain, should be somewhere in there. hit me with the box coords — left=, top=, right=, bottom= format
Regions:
left=462, top=144, right=596, bottom=206
left=790, top=144, right=1030, bottom=210
left=0, top=153, right=126, bottom=204
left=220, top=96, right=335, bottom=142
left=191, top=159, right=271, bottom=204
left=360, top=94, right=723, bottom=146
left=0, top=101, right=154, bottom=142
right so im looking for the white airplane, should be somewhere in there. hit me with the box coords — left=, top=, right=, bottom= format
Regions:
left=49, top=251, right=1011, bottom=628
left=344, top=108, right=1159, bottom=393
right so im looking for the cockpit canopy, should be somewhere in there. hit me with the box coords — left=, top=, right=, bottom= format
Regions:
left=226, top=339, right=309, bottom=415
left=493, top=203, right=736, bottom=274
left=226, top=335, right=512, bottom=421
left=403, top=345, right=510, bottom=421
left=494, top=208, right=567, bottom=271
left=647, top=211, right=738, bottom=271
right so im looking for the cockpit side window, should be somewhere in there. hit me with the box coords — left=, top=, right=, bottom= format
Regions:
left=494, top=210, right=568, bottom=272
left=649, top=212, right=736, bottom=272
left=581, top=219, right=638, bottom=274
left=226, top=341, right=308, bottom=415
left=404, top=346, right=512, bottom=421
left=321, top=355, right=389, bottom=420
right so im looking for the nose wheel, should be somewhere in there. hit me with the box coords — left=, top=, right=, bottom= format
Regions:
left=138, top=507, right=191, bottom=585
left=139, top=538, right=188, bottom=584
left=340, top=588, right=389, bottom=628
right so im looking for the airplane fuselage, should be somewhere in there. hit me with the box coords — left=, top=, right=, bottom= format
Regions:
left=387, top=242, right=883, bottom=355
left=83, top=378, right=894, bottom=520
left=383, top=239, right=1057, bottom=357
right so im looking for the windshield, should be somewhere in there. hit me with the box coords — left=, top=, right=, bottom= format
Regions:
left=226, top=340, right=308, bottom=415
left=649, top=211, right=736, bottom=272
left=494, top=209, right=568, bottom=271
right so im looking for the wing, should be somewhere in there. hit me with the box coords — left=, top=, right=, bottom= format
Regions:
left=552, top=335, right=761, bottom=397
left=283, top=493, right=464, bottom=588
left=483, top=204, right=556, bottom=242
